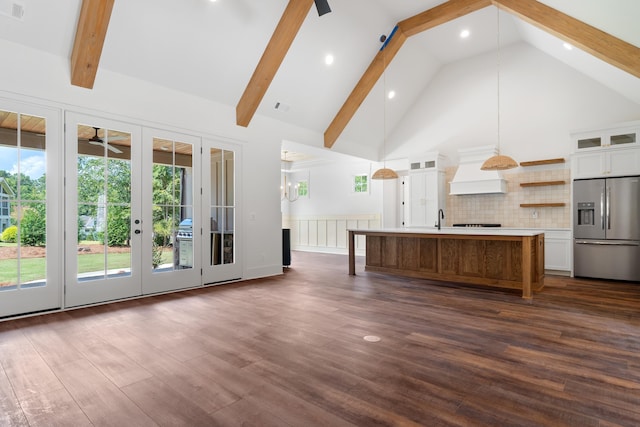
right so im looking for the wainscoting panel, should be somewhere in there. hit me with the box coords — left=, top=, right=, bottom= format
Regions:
left=283, top=214, right=381, bottom=255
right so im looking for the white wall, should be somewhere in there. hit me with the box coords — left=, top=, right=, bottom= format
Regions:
left=281, top=158, right=394, bottom=254
left=0, top=38, right=324, bottom=281
left=283, top=159, right=382, bottom=217
left=387, top=42, right=640, bottom=164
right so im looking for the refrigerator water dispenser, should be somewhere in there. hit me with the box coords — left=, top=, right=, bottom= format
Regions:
left=577, top=202, right=595, bottom=226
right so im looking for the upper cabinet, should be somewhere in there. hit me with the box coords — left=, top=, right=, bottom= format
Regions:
left=571, top=122, right=640, bottom=179
left=574, top=125, right=638, bottom=151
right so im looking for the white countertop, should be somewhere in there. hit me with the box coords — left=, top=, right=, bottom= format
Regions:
left=350, top=227, right=545, bottom=237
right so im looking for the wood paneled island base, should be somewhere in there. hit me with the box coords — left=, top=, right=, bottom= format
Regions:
left=348, top=229, right=545, bottom=299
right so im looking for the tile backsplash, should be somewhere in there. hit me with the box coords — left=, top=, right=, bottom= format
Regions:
left=445, top=166, right=571, bottom=229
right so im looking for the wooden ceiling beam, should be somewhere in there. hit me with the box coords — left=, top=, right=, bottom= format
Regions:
left=70, top=0, right=115, bottom=89
left=324, top=27, right=407, bottom=149
left=325, top=0, right=640, bottom=149
left=399, top=0, right=492, bottom=37
left=493, top=0, right=640, bottom=79
left=236, top=0, right=314, bottom=128
left=324, top=0, right=491, bottom=149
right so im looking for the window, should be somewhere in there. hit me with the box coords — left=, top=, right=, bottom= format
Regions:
left=354, top=174, right=368, bottom=193
left=297, top=180, right=308, bottom=197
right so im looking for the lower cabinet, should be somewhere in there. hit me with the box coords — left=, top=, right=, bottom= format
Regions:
left=543, top=229, right=572, bottom=272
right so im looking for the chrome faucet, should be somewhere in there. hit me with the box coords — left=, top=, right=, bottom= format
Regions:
left=437, top=209, right=445, bottom=230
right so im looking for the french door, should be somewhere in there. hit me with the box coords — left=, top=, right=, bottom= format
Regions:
left=141, top=128, right=201, bottom=294
left=0, top=100, right=62, bottom=318
left=202, top=138, right=242, bottom=284
left=65, top=114, right=210, bottom=307
left=64, top=113, right=143, bottom=307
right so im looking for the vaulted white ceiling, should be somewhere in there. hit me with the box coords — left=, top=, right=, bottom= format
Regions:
left=0, top=0, right=638, bottom=161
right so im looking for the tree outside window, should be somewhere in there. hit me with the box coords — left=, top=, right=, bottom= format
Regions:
left=354, top=174, right=368, bottom=193
left=297, top=180, right=308, bottom=197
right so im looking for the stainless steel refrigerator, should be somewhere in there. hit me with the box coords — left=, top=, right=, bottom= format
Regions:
left=574, top=176, right=640, bottom=281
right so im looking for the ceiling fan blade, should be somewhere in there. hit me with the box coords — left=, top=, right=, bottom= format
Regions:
left=106, top=143, right=123, bottom=154
left=86, top=139, right=123, bottom=154
left=314, top=0, right=331, bottom=16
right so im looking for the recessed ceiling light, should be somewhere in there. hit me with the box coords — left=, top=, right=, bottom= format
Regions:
left=460, top=29, right=470, bottom=39
left=325, top=54, right=334, bottom=66
left=387, top=90, right=396, bottom=100
left=563, top=42, right=573, bottom=50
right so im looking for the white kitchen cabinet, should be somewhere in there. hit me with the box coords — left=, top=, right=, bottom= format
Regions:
left=572, top=122, right=640, bottom=179
left=574, top=124, right=638, bottom=151
left=543, top=229, right=572, bottom=272
left=572, top=147, right=640, bottom=179
left=407, top=153, right=446, bottom=227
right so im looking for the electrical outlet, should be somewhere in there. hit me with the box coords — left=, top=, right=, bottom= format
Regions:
left=531, top=210, right=538, bottom=219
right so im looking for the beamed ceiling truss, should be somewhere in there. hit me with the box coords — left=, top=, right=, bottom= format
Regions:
left=68, top=0, right=640, bottom=149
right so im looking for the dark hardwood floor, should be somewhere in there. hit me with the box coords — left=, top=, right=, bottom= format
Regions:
left=1, top=251, right=640, bottom=426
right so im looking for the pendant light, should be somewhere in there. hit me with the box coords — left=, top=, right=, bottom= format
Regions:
left=481, top=7, right=518, bottom=171
left=372, top=33, right=398, bottom=180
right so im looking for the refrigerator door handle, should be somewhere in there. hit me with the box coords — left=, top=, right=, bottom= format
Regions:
left=600, top=191, right=605, bottom=230
left=575, top=240, right=640, bottom=246
left=606, top=186, right=611, bottom=230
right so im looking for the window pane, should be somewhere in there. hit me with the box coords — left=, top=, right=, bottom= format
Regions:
left=152, top=138, right=193, bottom=272
left=77, top=125, right=132, bottom=281
left=298, top=180, right=308, bottom=197
left=225, top=150, right=234, bottom=206
left=0, top=112, right=48, bottom=290
left=210, top=148, right=234, bottom=266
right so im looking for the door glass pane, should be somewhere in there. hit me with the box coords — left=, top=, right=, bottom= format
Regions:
left=577, top=137, right=601, bottom=149
left=210, top=148, right=235, bottom=266
left=152, top=138, right=193, bottom=272
left=77, top=125, right=132, bottom=281
left=0, top=111, right=47, bottom=291
left=610, top=133, right=635, bottom=145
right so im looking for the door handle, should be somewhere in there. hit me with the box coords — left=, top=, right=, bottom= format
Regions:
left=134, top=229, right=141, bottom=234
left=600, top=191, right=605, bottom=230
left=575, top=240, right=639, bottom=246
left=606, top=187, right=611, bottom=230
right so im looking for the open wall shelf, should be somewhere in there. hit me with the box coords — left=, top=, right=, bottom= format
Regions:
left=520, top=203, right=566, bottom=208
left=519, top=158, right=565, bottom=167
left=520, top=180, right=565, bottom=187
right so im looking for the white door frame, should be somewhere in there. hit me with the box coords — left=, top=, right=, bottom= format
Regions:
left=64, top=112, right=143, bottom=308
left=141, top=127, right=202, bottom=295
left=0, top=98, right=63, bottom=318
left=201, top=138, right=242, bottom=284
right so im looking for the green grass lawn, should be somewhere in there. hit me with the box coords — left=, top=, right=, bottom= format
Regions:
left=0, top=249, right=173, bottom=285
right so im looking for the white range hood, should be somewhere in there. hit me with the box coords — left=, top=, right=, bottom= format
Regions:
left=449, top=146, right=508, bottom=195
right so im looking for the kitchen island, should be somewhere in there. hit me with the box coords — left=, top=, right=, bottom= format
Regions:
left=348, top=228, right=544, bottom=299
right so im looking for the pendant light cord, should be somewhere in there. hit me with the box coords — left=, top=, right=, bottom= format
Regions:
left=497, top=7, right=501, bottom=152
left=382, top=47, right=387, bottom=169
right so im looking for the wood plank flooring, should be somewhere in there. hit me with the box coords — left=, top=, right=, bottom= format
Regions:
left=1, top=251, right=640, bottom=426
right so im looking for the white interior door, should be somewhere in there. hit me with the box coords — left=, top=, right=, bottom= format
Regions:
left=0, top=100, right=62, bottom=318
left=141, top=128, right=201, bottom=294
left=64, top=113, right=142, bottom=308
left=201, top=139, right=242, bottom=284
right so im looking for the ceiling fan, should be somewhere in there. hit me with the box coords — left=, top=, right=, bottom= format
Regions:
left=314, top=0, right=331, bottom=16
left=82, top=127, right=124, bottom=154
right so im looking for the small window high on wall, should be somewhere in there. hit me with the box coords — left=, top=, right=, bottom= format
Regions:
left=353, top=174, right=368, bottom=193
